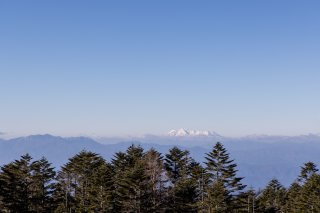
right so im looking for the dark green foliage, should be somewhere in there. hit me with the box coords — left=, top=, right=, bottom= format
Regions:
left=204, top=180, right=229, bottom=213
left=165, top=147, right=199, bottom=212
left=190, top=162, right=208, bottom=211
left=143, top=148, right=167, bottom=212
left=111, top=144, right=156, bottom=212
left=54, top=150, right=112, bottom=212
left=256, top=179, right=286, bottom=213
left=164, top=146, right=192, bottom=184
left=285, top=182, right=301, bottom=213
left=0, top=154, right=33, bottom=212
left=203, top=142, right=246, bottom=212
left=30, top=157, right=56, bottom=212
left=1, top=145, right=320, bottom=213
left=236, top=189, right=257, bottom=213
left=297, top=173, right=320, bottom=212
left=0, top=154, right=56, bottom=213
left=284, top=162, right=320, bottom=212
left=110, top=151, right=128, bottom=211
left=205, top=142, right=246, bottom=193
left=298, top=161, right=318, bottom=184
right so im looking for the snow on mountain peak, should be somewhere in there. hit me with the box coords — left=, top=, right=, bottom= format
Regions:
left=167, top=128, right=220, bottom=137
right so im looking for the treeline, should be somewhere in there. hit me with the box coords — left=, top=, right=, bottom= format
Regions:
left=0, top=142, right=319, bottom=213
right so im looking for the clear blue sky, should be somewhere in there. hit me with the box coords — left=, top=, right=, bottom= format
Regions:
left=0, top=1, right=319, bottom=137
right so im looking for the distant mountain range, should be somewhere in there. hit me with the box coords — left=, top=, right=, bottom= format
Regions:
left=167, top=128, right=221, bottom=137
left=1, top=133, right=320, bottom=189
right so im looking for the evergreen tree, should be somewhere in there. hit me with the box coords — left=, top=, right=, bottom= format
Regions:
left=121, top=158, right=152, bottom=212
left=0, top=154, right=33, bottom=212
left=165, top=147, right=199, bottom=212
left=231, top=188, right=258, bottom=213
left=2, top=144, right=320, bottom=213
left=111, top=144, right=155, bottom=212
left=297, top=173, right=320, bottom=212
left=54, top=151, right=112, bottom=212
left=91, top=161, right=114, bottom=212
left=29, top=157, right=56, bottom=212
left=165, top=147, right=191, bottom=184
left=298, top=161, right=318, bottom=184
left=143, top=148, right=167, bottom=212
left=0, top=154, right=56, bottom=213
left=190, top=162, right=208, bottom=212
left=205, top=180, right=229, bottom=213
left=126, top=144, right=144, bottom=167
left=244, top=189, right=257, bottom=213
left=285, top=182, right=301, bottom=213
left=256, top=179, right=286, bottom=213
left=204, top=142, right=246, bottom=212
left=111, top=151, right=128, bottom=211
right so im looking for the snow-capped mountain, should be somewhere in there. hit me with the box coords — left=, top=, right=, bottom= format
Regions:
left=167, top=128, right=220, bottom=137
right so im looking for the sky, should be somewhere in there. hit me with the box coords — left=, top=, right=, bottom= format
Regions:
left=0, top=0, right=320, bottom=138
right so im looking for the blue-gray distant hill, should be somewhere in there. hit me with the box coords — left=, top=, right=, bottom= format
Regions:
left=1, top=134, right=320, bottom=189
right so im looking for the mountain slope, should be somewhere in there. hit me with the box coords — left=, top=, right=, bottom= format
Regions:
left=167, top=128, right=221, bottom=137
left=1, top=134, right=320, bottom=189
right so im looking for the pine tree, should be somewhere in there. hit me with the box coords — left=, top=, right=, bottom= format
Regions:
left=29, top=157, right=56, bottom=212
left=204, top=142, right=246, bottom=212
left=0, top=154, right=33, bottom=212
left=256, top=178, right=286, bottom=213
left=4, top=144, right=320, bottom=213
left=143, top=148, right=167, bottom=212
left=111, top=144, right=155, bottom=212
left=111, top=151, right=128, bottom=211
left=298, top=161, right=318, bottom=184
left=164, top=146, right=199, bottom=212
left=285, top=182, right=301, bottom=213
left=190, top=161, right=208, bottom=212
left=54, top=150, right=112, bottom=212
left=297, top=173, right=320, bottom=212
left=244, top=189, right=257, bottom=213
left=88, top=161, right=114, bottom=212
left=205, top=180, right=229, bottom=213
left=126, top=144, right=144, bottom=166
left=231, top=187, right=258, bottom=213
left=122, top=158, right=152, bottom=212
left=165, top=147, right=191, bottom=184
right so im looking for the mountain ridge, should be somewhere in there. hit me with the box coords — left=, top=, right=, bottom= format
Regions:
left=1, top=134, right=320, bottom=189
left=167, top=128, right=221, bottom=137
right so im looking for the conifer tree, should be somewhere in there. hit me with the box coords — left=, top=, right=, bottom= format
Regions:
left=204, top=142, right=246, bottom=212
left=126, top=144, right=144, bottom=166
left=285, top=182, right=301, bottom=213
left=296, top=169, right=320, bottom=212
left=3, top=144, right=320, bottom=213
left=121, top=158, right=152, bottom=212
left=0, top=154, right=33, bottom=212
left=256, top=178, right=286, bottom=213
left=143, top=148, right=167, bottom=212
left=91, top=161, right=114, bottom=212
left=230, top=187, right=258, bottom=213
left=298, top=161, right=318, bottom=184
left=54, top=151, right=112, bottom=212
left=243, top=189, right=257, bottom=213
left=165, top=147, right=191, bottom=184
left=190, top=162, right=208, bottom=212
left=165, top=146, right=199, bottom=212
left=111, top=144, right=154, bottom=212
left=111, top=151, right=128, bottom=211
left=29, top=157, right=56, bottom=212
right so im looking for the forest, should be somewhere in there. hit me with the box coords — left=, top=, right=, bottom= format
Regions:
left=0, top=142, right=319, bottom=213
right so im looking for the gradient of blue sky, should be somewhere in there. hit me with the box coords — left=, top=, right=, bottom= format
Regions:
left=0, top=0, right=319, bottom=137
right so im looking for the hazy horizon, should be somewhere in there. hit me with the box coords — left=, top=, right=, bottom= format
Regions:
left=1, top=129, right=320, bottom=140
